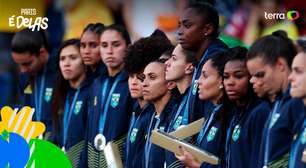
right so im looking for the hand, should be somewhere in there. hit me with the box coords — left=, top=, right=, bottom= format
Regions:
left=175, top=146, right=201, bottom=168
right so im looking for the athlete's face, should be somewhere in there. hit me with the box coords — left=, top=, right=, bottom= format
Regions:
left=80, top=31, right=101, bottom=66
left=142, top=62, right=169, bottom=102
left=289, top=53, right=306, bottom=99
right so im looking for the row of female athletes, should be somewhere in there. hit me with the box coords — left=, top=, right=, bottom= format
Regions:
left=10, top=2, right=306, bottom=168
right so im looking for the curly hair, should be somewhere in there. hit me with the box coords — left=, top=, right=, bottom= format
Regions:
left=124, top=30, right=173, bottom=74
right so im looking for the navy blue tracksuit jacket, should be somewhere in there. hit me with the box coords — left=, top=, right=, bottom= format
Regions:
left=259, top=87, right=305, bottom=167
left=225, top=97, right=270, bottom=168
left=289, top=106, right=306, bottom=168
left=51, top=79, right=90, bottom=167
left=144, top=98, right=177, bottom=168
left=125, top=102, right=154, bottom=168
left=186, top=39, right=228, bottom=122
left=86, top=71, right=134, bottom=168
left=17, top=56, right=58, bottom=137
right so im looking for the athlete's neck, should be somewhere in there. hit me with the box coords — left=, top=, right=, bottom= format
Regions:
left=138, top=98, right=147, bottom=109
left=90, top=65, right=97, bottom=72
left=212, top=92, right=224, bottom=106
left=281, top=71, right=290, bottom=93
left=153, top=92, right=171, bottom=116
left=176, top=75, right=192, bottom=94
left=196, top=39, right=213, bottom=61
left=108, top=64, right=124, bottom=77
left=69, top=73, right=86, bottom=89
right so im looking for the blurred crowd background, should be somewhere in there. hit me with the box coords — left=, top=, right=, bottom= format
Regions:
left=0, top=0, right=305, bottom=108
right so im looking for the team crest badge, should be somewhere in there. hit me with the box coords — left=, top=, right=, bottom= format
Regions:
left=44, top=88, right=53, bottom=102
left=159, top=126, right=165, bottom=132
left=24, top=84, right=32, bottom=94
left=207, top=126, right=218, bottom=142
left=192, top=80, right=198, bottom=95
left=74, top=101, right=83, bottom=114
left=269, top=113, right=280, bottom=128
left=173, top=116, right=183, bottom=130
left=111, top=93, right=120, bottom=108
left=300, top=128, right=306, bottom=144
left=130, top=128, right=138, bottom=143
left=232, top=125, right=241, bottom=141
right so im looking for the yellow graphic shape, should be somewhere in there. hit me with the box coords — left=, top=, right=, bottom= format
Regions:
left=0, top=106, right=45, bottom=142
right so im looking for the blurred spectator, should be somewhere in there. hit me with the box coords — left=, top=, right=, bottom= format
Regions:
left=214, top=0, right=240, bottom=23
left=122, top=0, right=187, bottom=42
left=105, top=0, right=126, bottom=26
left=63, top=0, right=113, bottom=39
left=284, top=0, right=306, bottom=36
left=224, top=0, right=299, bottom=45
left=46, top=0, right=65, bottom=59
left=0, top=33, right=18, bottom=108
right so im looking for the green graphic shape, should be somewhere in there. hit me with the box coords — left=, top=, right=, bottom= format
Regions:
left=26, top=139, right=72, bottom=168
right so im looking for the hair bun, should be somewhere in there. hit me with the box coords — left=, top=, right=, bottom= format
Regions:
left=150, top=29, right=167, bottom=38
left=297, top=38, right=306, bottom=52
left=272, top=30, right=288, bottom=40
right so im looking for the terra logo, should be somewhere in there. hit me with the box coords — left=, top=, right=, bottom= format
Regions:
left=264, top=10, right=300, bottom=21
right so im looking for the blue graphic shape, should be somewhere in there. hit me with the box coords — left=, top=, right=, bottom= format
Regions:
left=0, top=132, right=30, bottom=168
